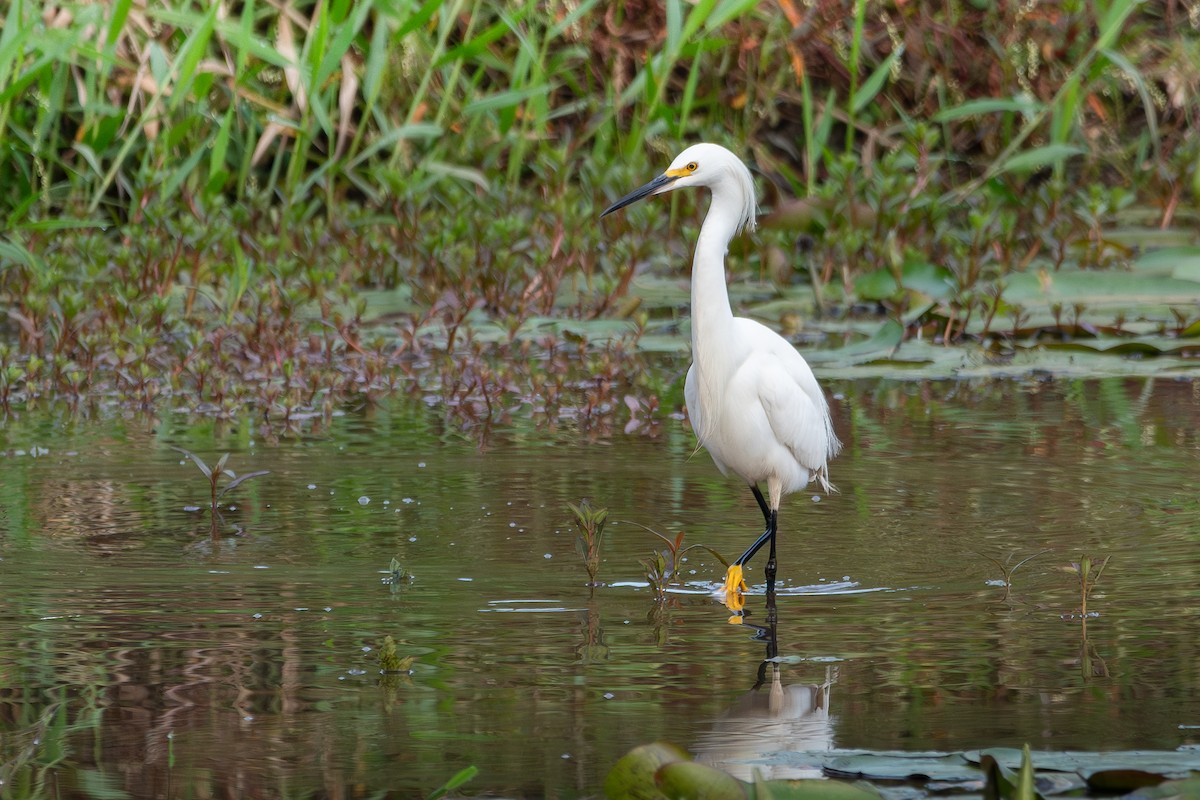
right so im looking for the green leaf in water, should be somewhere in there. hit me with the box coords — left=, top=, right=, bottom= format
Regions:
left=655, top=761, right=747, bottom=799
left=825, top=751, right=978, bottom=783
left=605, top=742, right=689, bottom=800
left=806, top=319, right=903, bottom=365
left=1016, top=744, right=1040, bottom=800
left=1124, top=776, right=1200, bottom=799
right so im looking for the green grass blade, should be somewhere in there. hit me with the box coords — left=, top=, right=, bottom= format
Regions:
left=1100, top=46, right=1159, bottom=156
left=933, top=97, right=1041, bottom=122
left=168, top=3, right=218, bottom=113
left=396, top=0, right=443, bottom=38
left=680, top=0, right=719, bottom=44
left=999, top=143, right=1087, bottom=175
left=464, top=86, right=553, bottom=116
left=851, top=45, right=902, bottom=115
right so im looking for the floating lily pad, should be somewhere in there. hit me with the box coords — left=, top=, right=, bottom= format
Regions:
left=995, top=269, right=1200, bottom=308
left=824, top=751, right=978, bottom=783
left=1123, top=776, right=1200, bottom=798
left=605, top=742, right=689, bottom=800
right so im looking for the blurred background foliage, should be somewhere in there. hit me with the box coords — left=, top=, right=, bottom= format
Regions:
left=0, top=0, right=1198, bottom=424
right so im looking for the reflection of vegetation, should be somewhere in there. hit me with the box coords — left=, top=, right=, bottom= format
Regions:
left=569, top=499, right=608, bottom=587
left=0, top=384, right=1198, bottom=795
left=426, top=765, right=479, bottom=800
left=0, top=700, right=67, bottom=800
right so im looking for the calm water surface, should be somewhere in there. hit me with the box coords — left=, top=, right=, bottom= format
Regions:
left=1, top=377, right=1199, bottom=797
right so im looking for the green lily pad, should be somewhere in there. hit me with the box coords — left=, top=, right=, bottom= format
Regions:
left=1130, top=246, right=1200, bottom=280
left=824, top=751, right=978, bottom=782
left=1124, top=776, right=1200, bottom=799
left=1027, top=336, right=1200, bottom=356
left=806, top=319, right=904, bottom=365
left=605, top=742, right=689, bottom=800
left=656, top=761, right=747, bottom=799
left=751, top=777, right=883, bottom=799
left=998, top=269, right=1200, bottom=308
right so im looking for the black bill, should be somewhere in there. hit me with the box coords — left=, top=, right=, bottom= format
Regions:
left=601, top=172, right=678, bottom=217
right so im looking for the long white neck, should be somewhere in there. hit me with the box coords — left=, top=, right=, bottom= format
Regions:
left=690, top=188, right=742, bottom=360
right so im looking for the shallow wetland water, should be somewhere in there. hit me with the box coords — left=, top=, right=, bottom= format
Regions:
left=1, top=377, right=1199, bottom=797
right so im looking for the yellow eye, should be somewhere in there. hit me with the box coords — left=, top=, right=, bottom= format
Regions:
left=686, top=162, right=698, bottom=172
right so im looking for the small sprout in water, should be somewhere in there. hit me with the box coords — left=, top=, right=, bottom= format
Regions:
left=171, top=446, right=269, bottom=534
left=384, top=556, right=414, bottom=590
left=984, top=549, right=1050, bottom=600
left=625, top=521, right=727, bottom=604
left=377, top=635, right=414, bottom=674
left=570, top=498, right=609, bottom=586
left=1062, top=554, right=1110, bottom=620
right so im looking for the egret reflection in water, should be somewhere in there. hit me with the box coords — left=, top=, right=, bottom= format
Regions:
left=692, top=591, right=837, bottom=780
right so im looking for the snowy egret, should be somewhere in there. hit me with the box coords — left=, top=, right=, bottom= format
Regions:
left=601, top=143, right=840, bottom=606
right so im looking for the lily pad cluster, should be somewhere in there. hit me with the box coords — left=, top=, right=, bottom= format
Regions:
left=605, top=742, right=1200, bottom=799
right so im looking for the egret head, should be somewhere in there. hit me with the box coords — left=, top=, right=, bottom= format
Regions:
left=601, top=143, right=757, bottom=234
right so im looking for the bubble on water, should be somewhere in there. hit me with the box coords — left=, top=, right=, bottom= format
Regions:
left=308, top=484, right=317, bottom=489
left=543, top=553, right=553, bottom=559
left=358, top=496, right=370, bottom=505
left=603, top=693, right=615, bottom=700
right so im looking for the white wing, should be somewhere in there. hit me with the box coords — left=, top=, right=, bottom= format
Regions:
left=737, top=319, right=840, bottom=490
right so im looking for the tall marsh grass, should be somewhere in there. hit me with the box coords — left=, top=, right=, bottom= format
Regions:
left=2, top=0, right=1191, bottom=230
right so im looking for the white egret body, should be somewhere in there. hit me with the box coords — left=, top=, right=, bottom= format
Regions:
left=601, top=143, right=840, bottom=604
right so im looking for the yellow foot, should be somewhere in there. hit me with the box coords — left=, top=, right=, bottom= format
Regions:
left=722, top=565, right=747, bottom=612
left=724, top=564, right=747, bottom=595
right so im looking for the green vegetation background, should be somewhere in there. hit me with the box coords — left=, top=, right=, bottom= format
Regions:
left=1, top=0, right=1198, bottom=426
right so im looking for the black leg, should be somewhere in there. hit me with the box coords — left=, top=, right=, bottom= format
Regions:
left=764, top=510, right=778, bottom=587
left=722, top=486, right=778, bottom=606
left=750, top=485, right=771, bottom=526
left=734, top=508, right=778, bottom=568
